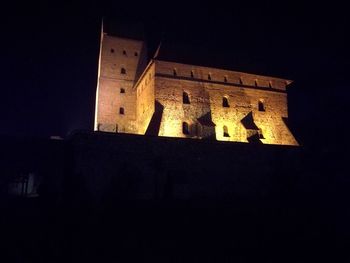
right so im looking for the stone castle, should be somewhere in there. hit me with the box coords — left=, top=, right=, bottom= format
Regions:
left=94, top=26, right=298, bottom=146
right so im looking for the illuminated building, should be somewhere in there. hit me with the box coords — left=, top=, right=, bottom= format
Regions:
left=94, top=27, right=298, bottom=146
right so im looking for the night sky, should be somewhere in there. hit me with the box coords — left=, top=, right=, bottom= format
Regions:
left=2, top=1, right=349, bottom=148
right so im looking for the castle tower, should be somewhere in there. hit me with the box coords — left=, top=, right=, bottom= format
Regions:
left=94, top=24, right=148, bottom=133
left=94, top=26, right=298, bottom=146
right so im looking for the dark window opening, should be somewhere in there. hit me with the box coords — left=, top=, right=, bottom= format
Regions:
left=182, top=122, right=189, bottom=135
left=120, top=88, right=125, bottom=93
left=255, top=80, right=258, bottom=87
left=224, top=76, right=228, bottom=82
left=223, top=125, right=229, bottom=137
left=239, top=77, right=243, bottom=85
left=110, top=48, right=114, bottom=53
left=121, top=68, right=126, bottom=74
left=208, top=74, right=212, bottom=80
left=183, top=92, right=190, bottom=104
left=123, top=50, right=127, bottom=55
left=119, top=107, right=125, bottom=115
left=191, top=70, right=194, bottom=78
left=269, top=81, right=273, bottom=88
left=258, top=100, right=265, bottom=111
left=134, top=52, right=138, bottom=56
left=173, top=69, right=177, bottom=76
left=222, top=97, right=229, bottom=107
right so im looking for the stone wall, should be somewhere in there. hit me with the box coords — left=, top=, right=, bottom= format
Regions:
left=69, top=131, right=301, bottom=203
left=155, top=77, right=211, bottom=138
left=154, top=60, right=290, bottom=91
left=154, top=60, right=298, bottom=145
left=95, top=34, right=147, bottom=133
left=135, top=63, right=156, bottom=134
left=94, top=34, right=298, bottom=145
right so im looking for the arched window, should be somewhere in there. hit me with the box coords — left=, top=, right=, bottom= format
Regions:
left=258, top=100, right=265, bottom=112
left=120, top=88, right=125, bottom=93
left=191, top=70, right=194, bottom=78
left=173, top=68, right=177, bottom=76
left=222, top=97, right=229, bottom=107
left=224, top=76, right=228, bottom=82
left=123, top=50, right=127, bottom=55
left=223, top=125, right=229, bottom=137
left=183, top=92, right=190, bottom=104
left=121, top=68, right=126, bottom=74
left=119, top=107, right=125, bottom=115
left=208, top=73, right=212, bottom=80
left=182, top=122, right=189, bottom=135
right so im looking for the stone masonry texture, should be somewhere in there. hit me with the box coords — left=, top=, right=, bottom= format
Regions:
left=95, top=33, right=298, bottom=146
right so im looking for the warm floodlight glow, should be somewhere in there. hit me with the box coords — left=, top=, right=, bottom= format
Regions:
left=94, top=30, right=299, bottom=146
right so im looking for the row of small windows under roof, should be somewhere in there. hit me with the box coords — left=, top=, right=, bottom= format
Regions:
left=182, top=92, right=265, bottom=111
left=182, top=122, right=264, bottom=138
left=118, top=91, right=264, bottom=111
left=173, top=68, right=274, bottom=88
left=118, top=67, right=273, bottom=89
left=110, top=48, right=138, bottom=57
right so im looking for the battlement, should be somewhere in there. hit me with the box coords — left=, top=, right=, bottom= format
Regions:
left=154, top=60, right=292, bottom=92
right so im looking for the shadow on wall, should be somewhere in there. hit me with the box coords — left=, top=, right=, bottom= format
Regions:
left=197, top=111, right=216, bottom=140
left=135, top=43, right=148, bottom=83
left=247, top=133, right=263, bottom=144
left=241, top=111, right=263, bottom=143
left=282, top=117, right=298, bottom=142
left=145, top=100, right=164, bottom=136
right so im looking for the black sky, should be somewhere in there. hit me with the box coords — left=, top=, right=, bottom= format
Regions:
left=2, top=1, right=349, bottom=148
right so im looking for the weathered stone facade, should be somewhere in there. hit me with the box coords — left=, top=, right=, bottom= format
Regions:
left=94, top=33, right=148, bottom=133
left=95, top=32, right=298, bottom=146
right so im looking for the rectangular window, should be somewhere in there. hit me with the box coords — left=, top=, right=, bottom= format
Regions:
left=258, top=100, right=265, bottom=112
